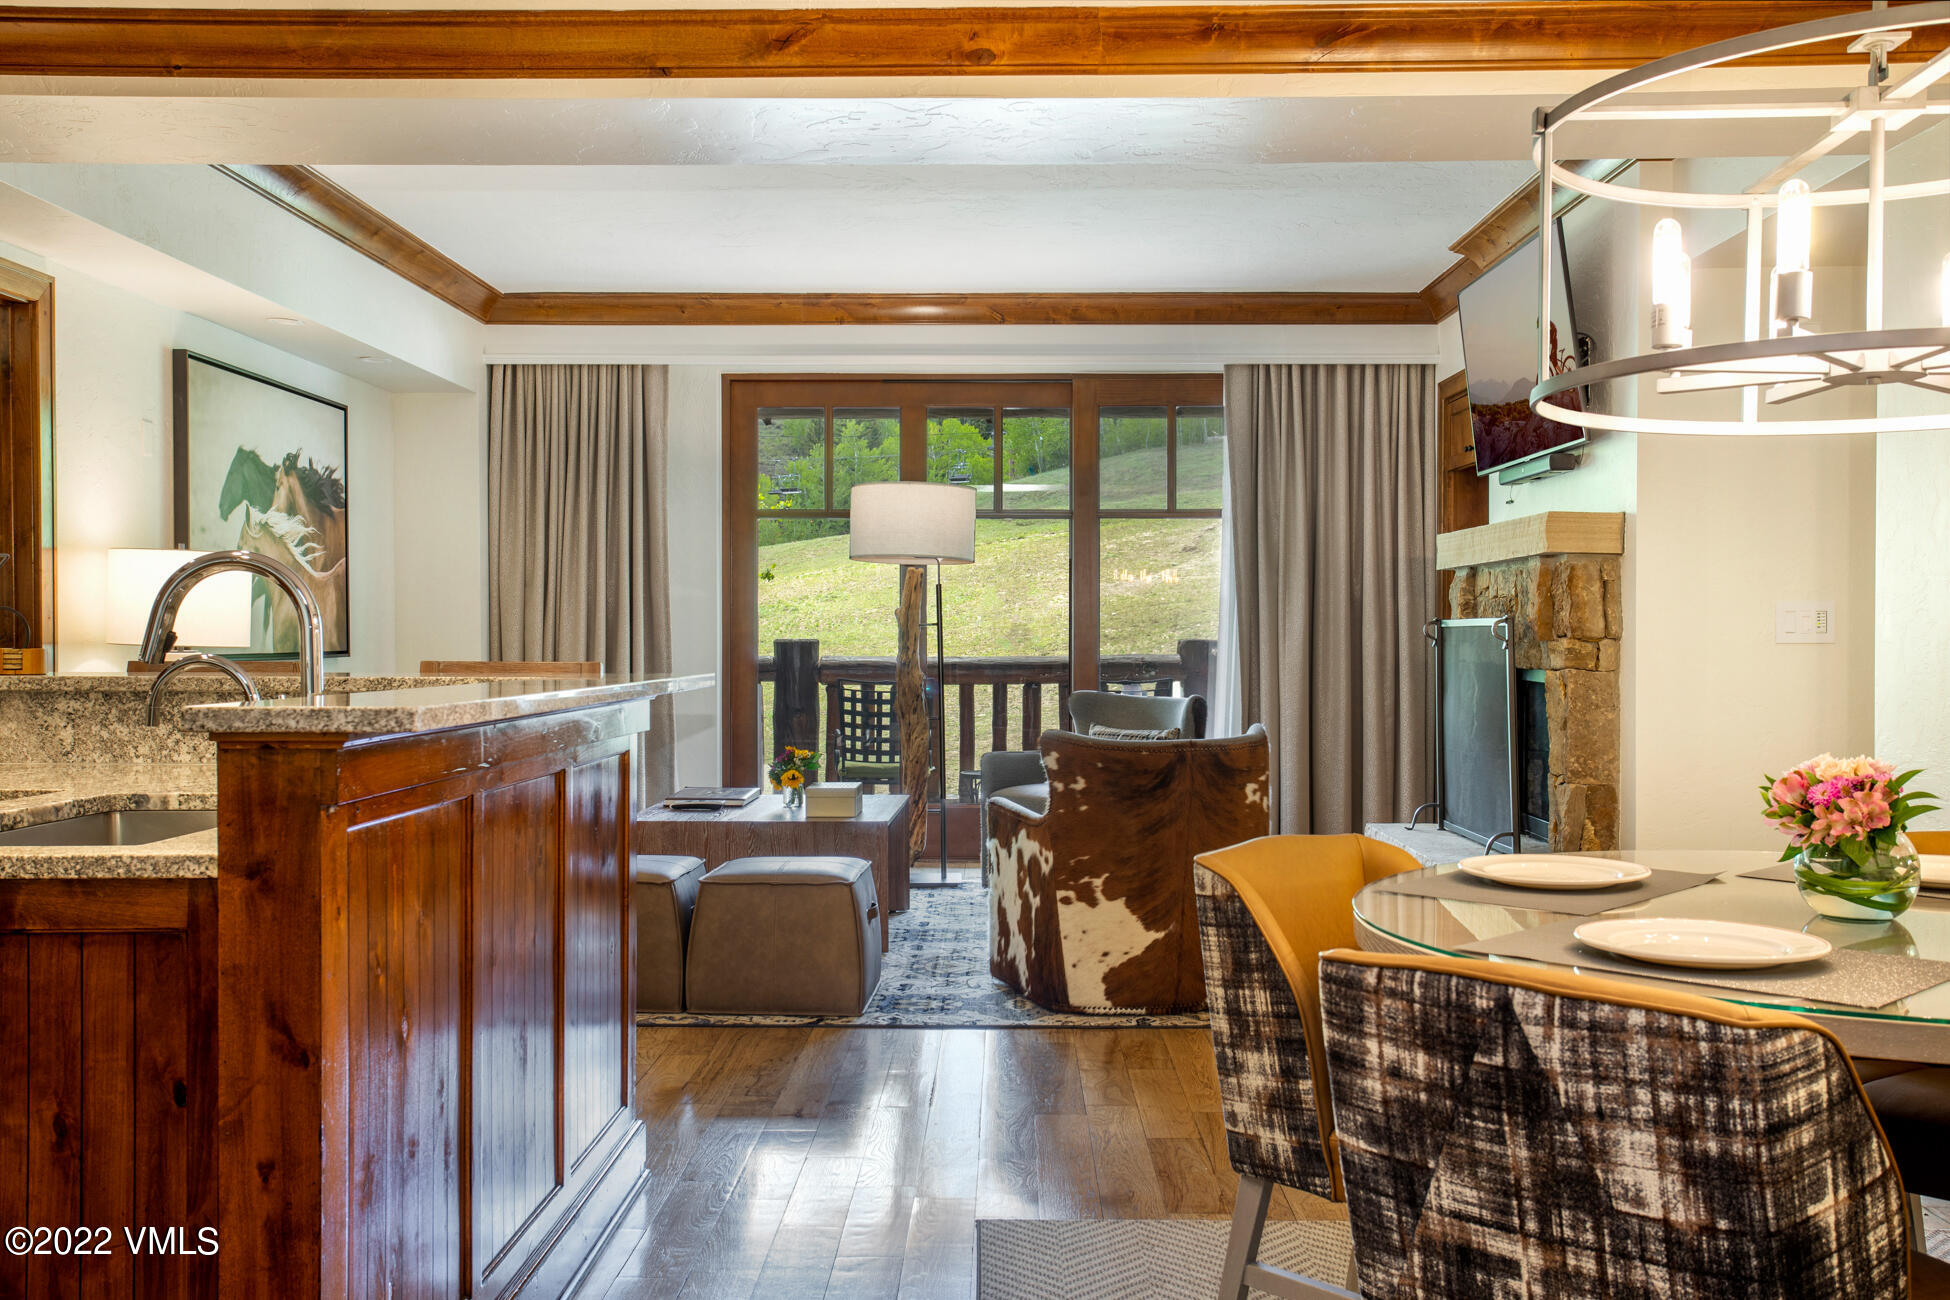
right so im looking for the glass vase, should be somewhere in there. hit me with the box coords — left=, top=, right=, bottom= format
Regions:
left=1795, top=833, right=1921, bottom=921
left=784, top=785, right=805, bottom=811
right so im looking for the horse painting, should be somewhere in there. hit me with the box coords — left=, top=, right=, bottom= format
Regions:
left=236, top=505, right=346, bottom=656
left=217, top=447, right=349, bottom=652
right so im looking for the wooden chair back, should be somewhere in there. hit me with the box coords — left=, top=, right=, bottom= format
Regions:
left=420, top=660, right=601, bottom=677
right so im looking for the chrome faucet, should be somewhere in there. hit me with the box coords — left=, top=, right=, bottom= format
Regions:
left=138, top=549, right=325, bottom=707
left=145, top=652, right=263, bottom=725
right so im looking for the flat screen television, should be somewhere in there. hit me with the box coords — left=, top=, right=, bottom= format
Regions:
left=1458, top=222, right=1586, bottom=476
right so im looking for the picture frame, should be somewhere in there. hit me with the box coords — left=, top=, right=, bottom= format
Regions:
left=172, top=349, right=350, bottom=657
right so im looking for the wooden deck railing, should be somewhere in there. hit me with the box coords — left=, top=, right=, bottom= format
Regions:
left=756, top=639, right=1215, bottom=797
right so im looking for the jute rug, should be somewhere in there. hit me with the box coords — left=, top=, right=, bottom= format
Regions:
left=637, top=885, right=1210, bottom=1030
left=976, top=1217, right=1354, bottom=1299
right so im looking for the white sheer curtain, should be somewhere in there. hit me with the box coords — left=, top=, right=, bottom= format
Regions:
left=1211, top=455, right=1245, bottom=737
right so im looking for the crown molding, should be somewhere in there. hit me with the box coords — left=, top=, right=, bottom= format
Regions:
left=216, top=164, right=500, bottom=320
left=2, top=4, right=1934, bottom=80
left=486, top=292, right=1436, bottom=326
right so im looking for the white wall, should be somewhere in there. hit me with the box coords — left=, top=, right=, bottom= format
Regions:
left=1874, top=121, right=1950, bottom=827
left=391, top=390, right=488, bottom=672
left=0, top=238, right=407, bottom=674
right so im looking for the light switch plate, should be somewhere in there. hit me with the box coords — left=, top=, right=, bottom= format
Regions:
left=1775, top=602, right=1836, bottom=644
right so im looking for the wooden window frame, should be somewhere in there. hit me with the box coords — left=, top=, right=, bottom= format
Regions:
left=0, top=256, right=54, bottom=660
left=723, top=371, right=1221, bottom=784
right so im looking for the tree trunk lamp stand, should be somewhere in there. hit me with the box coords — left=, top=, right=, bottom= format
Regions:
left=848, top=481, right=977, bottom=886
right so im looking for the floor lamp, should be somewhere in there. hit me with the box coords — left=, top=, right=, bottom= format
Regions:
left=848, top=482, right=976, bottom=886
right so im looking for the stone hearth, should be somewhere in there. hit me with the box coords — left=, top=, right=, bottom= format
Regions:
left=1447, top=552, right=1622, bottom=851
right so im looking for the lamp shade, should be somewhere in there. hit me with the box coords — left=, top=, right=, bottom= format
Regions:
left=847, top=482, right=977, bottom=565
left=106, top=549, right=253, bottom=648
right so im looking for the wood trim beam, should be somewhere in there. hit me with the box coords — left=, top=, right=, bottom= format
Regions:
left=1419, top=158, right=1635, bottom=319
left=487, top=292, right=1435, bottom=327
left=216, top=164, right=500, bottom=320
left=0, top=4, right=1935, bottom=80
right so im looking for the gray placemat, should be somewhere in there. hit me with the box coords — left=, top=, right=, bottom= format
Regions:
left=1458, top=917, right=1950, bottom=1009
left=1741, top=861, right=1950, bottom=895
left=1369, top=866, right=1720, bottom=916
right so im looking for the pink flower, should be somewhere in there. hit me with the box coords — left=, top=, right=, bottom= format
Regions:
left=1770, top=772, right=1810, bottom=807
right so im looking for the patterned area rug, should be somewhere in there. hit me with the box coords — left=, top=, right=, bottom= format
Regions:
left=637, top=885, right=1209, bottom=1029
left=977, top=1218, right=1354, bottom=1299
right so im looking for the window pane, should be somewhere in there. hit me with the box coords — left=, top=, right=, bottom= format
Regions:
left=940, top=517, right=1070, bottom=799
left=1099, top=406, right=1169, bottom=508
left=1175, top=406, right=1225, bottom=509
left=756, top=514, right=900, bottom=782
left=999, top=408, right=1071, bottom=511
left=928, top=407, right=996, bottom=506
left=757, top=407, right=826, bottom=510
left=832, top=408, right=899, bottom=509
left=1099, top=517, right=1222, bottom=666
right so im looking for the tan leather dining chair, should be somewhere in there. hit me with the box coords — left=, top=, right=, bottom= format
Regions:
left=1316, top=948, right=1950, bottom=1300
left=1190, top=833, right=1420, bottom=1297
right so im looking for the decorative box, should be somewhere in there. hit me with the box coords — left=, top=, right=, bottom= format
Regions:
left=805, top=781, right=863, bottom=819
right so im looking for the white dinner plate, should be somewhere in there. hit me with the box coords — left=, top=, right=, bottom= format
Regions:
left=1920, top=855, right=1950, bottom=889
left=1457, top=854, right=1651, bottom=891
left=1572, top=918, right=1831, bottom=970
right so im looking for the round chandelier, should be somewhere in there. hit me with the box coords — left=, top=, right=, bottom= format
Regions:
left=1529, top=3, right=1950, bottom=436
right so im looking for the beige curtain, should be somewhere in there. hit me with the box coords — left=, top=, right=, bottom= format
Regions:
left=487, top=363, right=674, bottom=797
left=1222, top=363, right=1436, bottom=834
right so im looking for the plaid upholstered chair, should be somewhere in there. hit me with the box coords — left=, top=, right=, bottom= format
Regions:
left=1191, top=834, right=1421, bottom=1298
left=1314, top=948, right=1950, bottom=1300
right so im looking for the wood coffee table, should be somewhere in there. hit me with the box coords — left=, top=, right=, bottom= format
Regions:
left=634, top=792, right=912, bottom=950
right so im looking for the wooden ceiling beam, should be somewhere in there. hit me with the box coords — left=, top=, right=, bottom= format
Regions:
left=0, top=4, right=1935, bottom=80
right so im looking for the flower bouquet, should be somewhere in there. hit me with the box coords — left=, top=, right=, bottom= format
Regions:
left=1760, top=754, right=1937, bottom=920
left=769, top=746, right=820, bottom=810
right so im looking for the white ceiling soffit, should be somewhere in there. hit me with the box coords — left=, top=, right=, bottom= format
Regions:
left=314, top=160, right=1533, bottom=293
left=0, top=92, right=1904, bottom=166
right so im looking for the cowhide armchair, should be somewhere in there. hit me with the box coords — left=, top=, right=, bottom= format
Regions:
left=976, top=689, right=1207, bottom=884
left=987, top=724, right=1268, bottom=1014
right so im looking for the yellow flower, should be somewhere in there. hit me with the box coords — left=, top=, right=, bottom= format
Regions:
left=793, top=748, right=811, bottom=759
left=770, top=780, right=782, bottom=792
left=781, top=769, right=805, bottom=789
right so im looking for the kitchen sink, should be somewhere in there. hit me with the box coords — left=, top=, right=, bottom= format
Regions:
left=0, top=809, right=218, bottom=847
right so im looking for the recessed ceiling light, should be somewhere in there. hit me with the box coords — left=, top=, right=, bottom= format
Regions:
left=266, top=316, right=303, bottom=328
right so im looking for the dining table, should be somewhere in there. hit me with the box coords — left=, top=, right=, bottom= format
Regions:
left=1353, top=848, right=1950, bottom=1065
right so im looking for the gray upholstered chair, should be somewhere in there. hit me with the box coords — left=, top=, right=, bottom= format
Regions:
left=1293, top=947, right=1947, bottom=1300
left=977, top=688, right=1207, bottom=882
left=988, top=726, right=1268, bottom=1014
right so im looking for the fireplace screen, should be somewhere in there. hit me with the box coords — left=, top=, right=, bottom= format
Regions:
left=1436, top=617, right=1521, bottom=850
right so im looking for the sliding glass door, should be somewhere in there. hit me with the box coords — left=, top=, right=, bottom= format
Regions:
left=723, top=374, right=1222, bottom=827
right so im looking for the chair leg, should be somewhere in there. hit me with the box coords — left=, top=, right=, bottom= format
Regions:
left=1220, top=1174, right=1274, bottom=1300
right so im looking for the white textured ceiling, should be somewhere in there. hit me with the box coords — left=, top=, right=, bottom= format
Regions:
left=318, top=160, right=1533, bottom=293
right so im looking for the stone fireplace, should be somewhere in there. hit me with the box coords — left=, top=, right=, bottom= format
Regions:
left=1441, top=513, right=1624, bottom=852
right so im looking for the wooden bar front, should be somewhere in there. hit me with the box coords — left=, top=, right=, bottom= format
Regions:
left=216, top=698, right=651, bottom=1299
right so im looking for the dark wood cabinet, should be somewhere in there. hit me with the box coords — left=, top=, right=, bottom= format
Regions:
left=0, top=879, right=219, bottom=1300
left=212, top=703, right=648, bottom=1300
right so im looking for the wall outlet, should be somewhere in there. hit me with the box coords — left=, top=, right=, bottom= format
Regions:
left=1775, top=602, right=1835, bottom=644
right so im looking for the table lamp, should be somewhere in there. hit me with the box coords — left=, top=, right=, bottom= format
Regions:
left=848, top=482, right=977, bottom=885
left=107, top=548, right=253, bottom=651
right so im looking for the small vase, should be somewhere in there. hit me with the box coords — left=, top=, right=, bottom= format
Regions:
left=1795, top=833, right=1921, bottom=921
left=784, top=786, right=805, bottom=811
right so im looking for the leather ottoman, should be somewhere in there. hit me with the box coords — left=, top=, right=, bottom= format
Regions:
left=633, top=853, right=707, bottom=1012
left=685, top=856, right=882, bottom=1016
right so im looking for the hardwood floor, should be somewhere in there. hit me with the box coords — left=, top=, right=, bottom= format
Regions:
left=578, top=1026, right=1343, bottom=1300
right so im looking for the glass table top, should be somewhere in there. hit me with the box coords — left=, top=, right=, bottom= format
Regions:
left=1352, top=849, right=1950, bottom=1027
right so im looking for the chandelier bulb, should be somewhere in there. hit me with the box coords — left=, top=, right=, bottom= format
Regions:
left=1650, top=218, right=1693, bottom=350
left=1774, top=179, right=1814, bottom=327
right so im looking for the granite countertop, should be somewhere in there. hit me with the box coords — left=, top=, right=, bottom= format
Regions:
left=179, top=672, right=715, bottom=736
left=0, top=672, right=462, bottom=693
left=0, top=762, right=217, bottom=880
